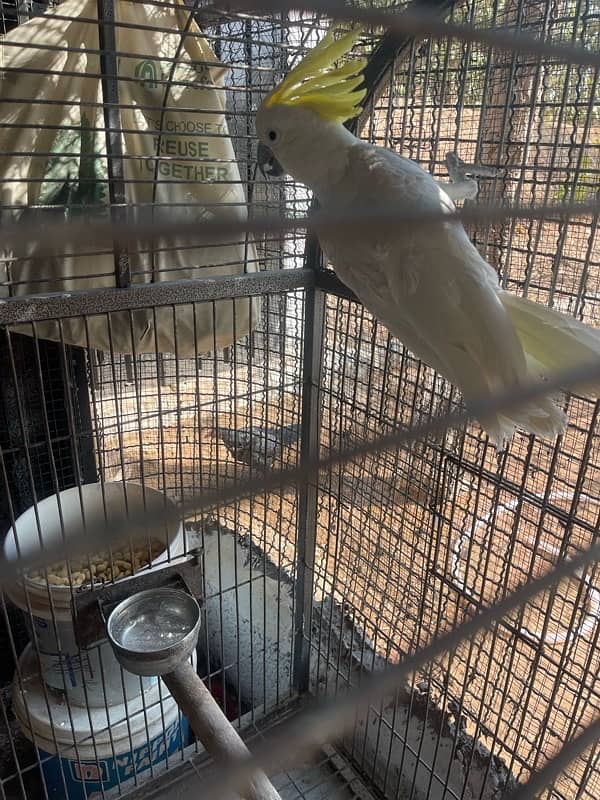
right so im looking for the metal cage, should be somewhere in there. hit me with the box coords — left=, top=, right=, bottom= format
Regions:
left=0, top=0, right=598, bottom=798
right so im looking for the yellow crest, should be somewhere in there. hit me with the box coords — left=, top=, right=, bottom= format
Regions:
left=262, top=28, right=367, bottom=123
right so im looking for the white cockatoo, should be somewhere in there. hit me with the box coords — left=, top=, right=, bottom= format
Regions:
left=256, top=28, right=600, bottom=448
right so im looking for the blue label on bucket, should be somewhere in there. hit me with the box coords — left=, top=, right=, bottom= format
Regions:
left=38, top=649, right=95, bottom=687
left=38, top=716, right=188, bottom=799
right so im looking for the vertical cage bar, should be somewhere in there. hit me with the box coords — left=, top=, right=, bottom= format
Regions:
left=293, top=2, right=460, bottom=693
left=97, top=0, right=130, bottom=288
left=293, top=238, right=326, bottom=693
left=70, top=346, right=98, bottom=485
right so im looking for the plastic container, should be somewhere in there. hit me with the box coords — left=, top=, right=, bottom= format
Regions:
left=3, top=482, right=184, bottom=706
left=13, top=645, right=192, bottom=800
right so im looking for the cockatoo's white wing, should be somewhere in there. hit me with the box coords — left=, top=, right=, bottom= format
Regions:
left=318, top=143, right=525, bottom=390
left=319, top=144, right=566, bottom=446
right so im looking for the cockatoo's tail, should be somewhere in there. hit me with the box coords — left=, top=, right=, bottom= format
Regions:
left=262, top=28, right=367, bottom=123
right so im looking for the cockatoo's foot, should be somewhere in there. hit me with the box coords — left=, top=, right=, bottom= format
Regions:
left=442, top=151, right=504, bottom=202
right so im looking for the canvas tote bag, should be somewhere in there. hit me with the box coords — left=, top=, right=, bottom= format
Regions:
left=0, top=0, right=260, bottom=355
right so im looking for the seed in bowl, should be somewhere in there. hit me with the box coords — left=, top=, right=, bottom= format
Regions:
left=27, top=539, right=167, bottom=587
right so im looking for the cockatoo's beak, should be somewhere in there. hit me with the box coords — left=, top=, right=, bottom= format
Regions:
left=257, top=143, right=285, bottom=178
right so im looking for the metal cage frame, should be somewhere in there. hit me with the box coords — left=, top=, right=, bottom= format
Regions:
left=0, top=1, right=599, bottom=799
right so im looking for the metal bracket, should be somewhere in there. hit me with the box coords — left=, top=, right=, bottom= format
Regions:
left=72, top=551, right=203, bottom=649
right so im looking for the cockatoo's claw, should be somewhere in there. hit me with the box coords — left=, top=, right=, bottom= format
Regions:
left=445, top=151, right=464, bottom=181
left=443, top=152, right=478, bottom=201
left=445, top=151, right=504, bottom=180
left=443, top=151, right=504, bottom=202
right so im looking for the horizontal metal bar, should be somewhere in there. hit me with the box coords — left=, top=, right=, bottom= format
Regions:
left=240, top=0, right=600, bottom=69
left=3, top=202, right=598, bottom=261
left=357, top=0, right=457, bottom=115
left=0, top=15, right=297, bottom=59
left=0, top=269, right=314, bottom=325
left=444, top=453, right=600, bottom=534
left=315, top=268, right=359, bottom=303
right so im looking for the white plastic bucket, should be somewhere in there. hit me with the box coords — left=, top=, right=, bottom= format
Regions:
left=14, top=645, right=192, bottom=800
left=3, top=482, right=184, bottom=706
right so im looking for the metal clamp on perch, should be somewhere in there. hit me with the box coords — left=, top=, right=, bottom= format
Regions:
left=106, top=587, right=282, bottom=800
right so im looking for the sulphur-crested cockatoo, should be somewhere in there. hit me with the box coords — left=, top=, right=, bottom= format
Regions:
left=256, top=29, right=600, bottom=448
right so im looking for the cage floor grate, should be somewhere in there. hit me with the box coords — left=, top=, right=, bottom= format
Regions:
left=114, top=703, right=377, bottom=800
left=271, top=748, right=376, bottom=799
left=151, top=749, right=376, bottom=800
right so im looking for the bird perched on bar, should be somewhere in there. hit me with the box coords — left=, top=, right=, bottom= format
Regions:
left=255, top=28, right=600, bottom=449
left=215, top=422, right=301, bottom=469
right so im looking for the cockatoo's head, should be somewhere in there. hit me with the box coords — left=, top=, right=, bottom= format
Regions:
left=256, top=28, right=367, bottom=182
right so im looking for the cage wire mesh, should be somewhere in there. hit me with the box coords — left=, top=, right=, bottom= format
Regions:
left=0, top=0, right=598, bottom=799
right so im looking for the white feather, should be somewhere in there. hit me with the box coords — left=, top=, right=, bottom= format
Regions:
left=501, top=292, right=600, bottom=395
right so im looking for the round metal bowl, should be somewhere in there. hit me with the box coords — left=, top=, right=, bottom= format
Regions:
left=107, top=587, right=201, bottom=676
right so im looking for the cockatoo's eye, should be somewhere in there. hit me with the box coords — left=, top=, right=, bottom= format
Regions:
left=268, top=129, right=278, bottom=142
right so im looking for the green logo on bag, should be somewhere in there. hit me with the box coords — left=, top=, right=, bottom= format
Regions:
left=135, top=60, right=158, bottom=89
left=39, top=114, right=108, bottom=215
